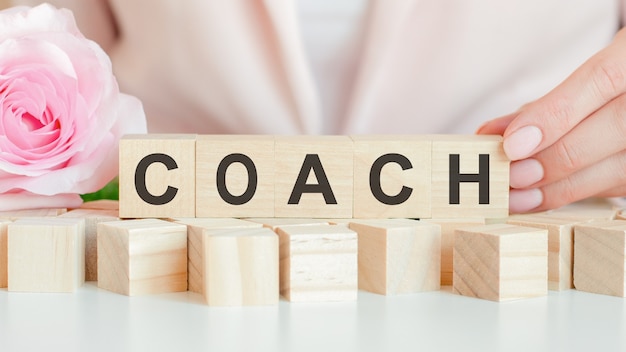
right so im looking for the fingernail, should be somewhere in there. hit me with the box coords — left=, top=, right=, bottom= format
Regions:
left=503, top=126, right=542, bottom=160
left=510, top=159, right=544, bottom=188
left=509, top=188, right=543, bottom=213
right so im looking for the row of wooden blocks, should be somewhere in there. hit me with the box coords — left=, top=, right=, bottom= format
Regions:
left=1, top=202, right=624, bottom=303
left=119, top=134, right=509, bottom=219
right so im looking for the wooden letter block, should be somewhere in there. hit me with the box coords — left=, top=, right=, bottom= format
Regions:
left=8, top=218, right=85, bottom=293
left=276, top=225, right=357, bottom=302
left=421, top=218, right=485, bottom=285
left=349, top=219, right=441, bottom=295
left=574, top=220, right=626, bottom=297
left=202, top=228, right=279, bottom=306
left=507, top=215, right=579, bottom=291
left=431, top=135, right=509, bottom=218
left=196, top=135, right=275, bottom=217
left=174, top=218, right=262, bottom=293
left=453, top=224, right=548, bottom=301
left=97, top=219, right=187, bottom=296
left=119, top=134, right=196, bottom=218
left=274, top=136, right=353, bottom=218
left=60, top=209, right=120, bottom=282
left=352, top=136, right=432, bottom=219
left=0, top=220, right=9, bottom=288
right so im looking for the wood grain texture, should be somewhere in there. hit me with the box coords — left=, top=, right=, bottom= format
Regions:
left=431, top=135, right=509, bottom=219
left=60, top=209, right=120, bottom=281
left=507, top=215, right=579, bottom=291
left=545, top=206, right=618, bottom=222
left=0, top=208, right=66, bottom=221
left=244, top=218, right=330, bottom=231
left=453, top=224, right=548, bottom=302
left=97, top=219, right=187, bottom=296
left=573, top=220, right=626, bottom=297
left=196, top=135, right=275, bottom=217
left=276, top=225, right=357, bottom=302
left=78, top=200, right=120, bottom=211
left=202, top=228, right=279, bottom=306
left=421, top=218, right=485, bottom=285
left=119, top=134, right=196, bottom=218
left=174, top=218, right=262, bottom=293
left=0, top=220, right=10, bottom=288
left=324, top=219, right=353, bottom=226
left=8, top=218, right=85, bottom=293
left=349, top=219, right=441, bottom=295
left=274, top=136, right=353, bottom=218
left=351, top=135, right=432, bottom=219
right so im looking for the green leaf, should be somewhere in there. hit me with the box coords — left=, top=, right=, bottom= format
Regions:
left=81, top=178, right=119, bottom=201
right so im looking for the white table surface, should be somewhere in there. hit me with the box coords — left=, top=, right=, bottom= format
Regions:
left=1, top=283, right=624, bottom=352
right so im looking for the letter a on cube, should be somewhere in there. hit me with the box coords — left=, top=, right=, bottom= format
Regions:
left=275, top=136, right=353, bottom=218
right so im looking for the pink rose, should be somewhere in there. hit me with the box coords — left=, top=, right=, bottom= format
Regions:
left=0, top=4, right=147, bottom=211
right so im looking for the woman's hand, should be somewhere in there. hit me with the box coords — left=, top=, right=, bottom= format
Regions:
left=478, top=28, right=626, bottom=213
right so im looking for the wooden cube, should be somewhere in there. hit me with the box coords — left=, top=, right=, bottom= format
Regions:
left=0, top=208, right=66, bottom=221
left=196, top=135, right=275, bottom=218
left=97, top=219, right=187, bottom=296
left=78, top=200, right=120, bottom=211
left=349, top=219, right=441, bottom=295
left=421, top=218, right=485, bottom=285
left=174, top=218, right=262, bottom=293
left=202, top=228, right=279, bottom=306
left=324, top=219, right=353, bottom=226
left=615, top=209, right=626, bottom=220
left=545, top=200, right=618, bottom=221
left=0, top=220, right=10, bottom=288
left=431, top=135, right=509, bottom=218
left=245, top=218, right=330, bottom=231
left=8, top=218, right=85, bottom=293
left=60, top=209, right=120, bottom=281
left=574, top=220, right=626, bottom=297
left=453, top=224, right=548, bottom=301
left=274, top=136, right=353, bottom=218
left=352, top=135, right=432, bottom=219
left=507, top=214, right=579, bottom=290
left=276, top=225, right=357, bottom=302
left=119, top=134, right=196, bottom=218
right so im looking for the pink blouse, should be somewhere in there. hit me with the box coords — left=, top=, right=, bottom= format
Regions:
left=17, top=0, right=623, bottom=135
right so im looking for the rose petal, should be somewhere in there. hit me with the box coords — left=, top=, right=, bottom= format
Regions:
left=0, top=38, right=78, bottom=80
left=0, top=5, right=83, bottom=42
left=0, top=4, right=147, bottom=211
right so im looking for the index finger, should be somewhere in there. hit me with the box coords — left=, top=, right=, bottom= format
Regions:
left=502, top=29, right=626, bottom=161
